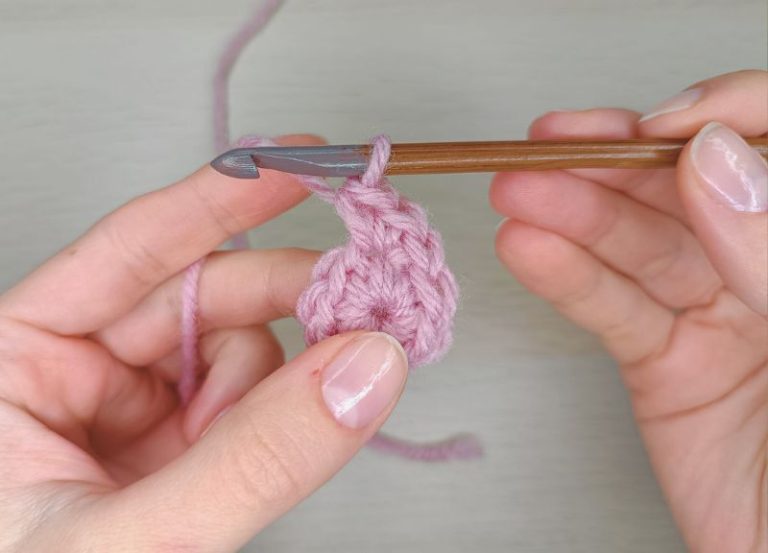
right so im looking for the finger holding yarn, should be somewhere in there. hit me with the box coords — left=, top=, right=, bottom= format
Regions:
left=295, top=135, right=459, bottom=368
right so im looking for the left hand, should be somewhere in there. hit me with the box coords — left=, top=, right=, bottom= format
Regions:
left=0, top=134, right=409, bottom=552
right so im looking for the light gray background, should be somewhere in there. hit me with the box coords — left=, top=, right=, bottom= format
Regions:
left=1, top=1, right=766, bottom=551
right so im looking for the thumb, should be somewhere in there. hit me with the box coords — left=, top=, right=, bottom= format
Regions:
left=96, top=331, right=408, bottom=552
left=678, top=121, right=768, bottom=315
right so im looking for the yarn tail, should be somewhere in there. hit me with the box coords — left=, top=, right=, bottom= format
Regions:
left=213, top=0, right=285, bottom=249
left=213, top=0, right=284, bottom=153
left=367, top=432, right=483, bottom=462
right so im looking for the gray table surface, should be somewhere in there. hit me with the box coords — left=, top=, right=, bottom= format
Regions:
left=1, top=0, right=766, bottom=551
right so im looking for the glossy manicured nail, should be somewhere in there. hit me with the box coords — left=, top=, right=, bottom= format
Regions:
left=321, top=333, right=408, bottom=429
left=692, top=122, right=768, bottom=213
left=639, top=88, right=703, bottom=122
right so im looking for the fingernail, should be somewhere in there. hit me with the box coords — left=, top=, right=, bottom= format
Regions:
left=692, top=122, right=768, bottom=213
left=639, top=88, right=703, bottom=122
left=200, top=405, right=232, bottom=438
left=321, top=333, right=408, bottom=429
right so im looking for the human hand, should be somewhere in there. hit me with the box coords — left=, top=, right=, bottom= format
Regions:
left=491, top=70, right=767, bottom=552
left=0, top=135, right=408, bottom=552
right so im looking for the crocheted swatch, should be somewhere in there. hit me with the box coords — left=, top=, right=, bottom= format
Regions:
left=300, top=137, right=458, bottom=367
left=234, top=135, right=459, bottom=367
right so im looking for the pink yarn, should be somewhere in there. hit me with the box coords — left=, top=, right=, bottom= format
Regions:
left=213, top=0, right=284, bottom=154
left=178, top=258, right=204, bottom=406
left=368, top=432, right=483, bottom=462
left=213, top=0, right=284, bottom=249
left=177, top=0, right=481, bottom=461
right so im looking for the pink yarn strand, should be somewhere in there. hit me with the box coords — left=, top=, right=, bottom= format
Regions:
left=213, top=0, right=284, bottom=153
left=178, top=258, right=205, bottom=406
left=367, top=432, right=483, bottom=462
left=213, top=0, right=284, bottom=249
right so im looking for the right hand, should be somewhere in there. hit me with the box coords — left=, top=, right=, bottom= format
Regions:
left=491, top=70, right=768, bottom=552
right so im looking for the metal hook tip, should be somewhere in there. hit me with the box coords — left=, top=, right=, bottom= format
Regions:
left=210, top=149, right=261, bottom=179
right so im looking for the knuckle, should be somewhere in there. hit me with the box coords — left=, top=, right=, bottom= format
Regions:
left=600, top=306, right=637, bottom=341
left=555, top=267, right=603, bottom=308
left=188, top=178, right=244, bottom=238
left=0, top=319, right=39, bottom=401
left=247, top=326, right=285, bottom=368
left=162, top=278, right=184, bottom=327
left=218, top=415, right=311, bottom=510
left=584, top=202, right=621, bottom=247
left=263, top=248, right=320, bottom=317
left=262, top=255, right=295, bottom=319
left=101, top=213, right=169, bottom=287
left=636, top=245, right=680, bottom=283
left=263, top=257, right=283, bottom=316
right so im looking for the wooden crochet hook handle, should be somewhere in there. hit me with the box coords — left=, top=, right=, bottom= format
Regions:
left=211, top=138, right=768, bottom=179
left=381, top=138, right=768, bottom=174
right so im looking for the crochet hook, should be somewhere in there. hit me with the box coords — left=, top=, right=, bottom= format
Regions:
left=211, top=138, right=768, bottom=179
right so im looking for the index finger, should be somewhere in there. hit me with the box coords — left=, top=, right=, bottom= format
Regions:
left=638, top=69, right=768, bottom=138
left=0, top=134, right=325, bottom=335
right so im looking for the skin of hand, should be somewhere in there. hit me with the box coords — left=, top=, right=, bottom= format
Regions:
left=491, top=70, right=768, bottom=552
left=0, top=135, right=409, bottom=552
